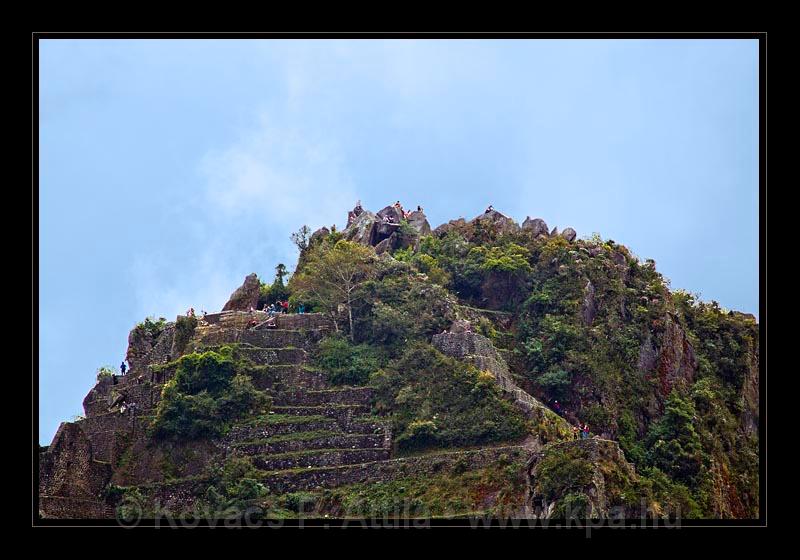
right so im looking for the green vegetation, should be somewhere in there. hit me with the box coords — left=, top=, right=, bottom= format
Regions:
left=114, top=486, right=150, bottom=521
left=202, top=457, right=267, bottom=517
left=150, top=348, right=270, bottom=440
left=230, top=430, right=339, bottom=448
left=96, top=365, right=115, bottom=381
left=371, top=343, right=528, bottom=453
left=100, top=210, right=757, bottom=520
left=535, top=445, right=596, bottom=505
left=135, top=316, right=167, bottom=338
left=172, top=314, right=197, bottom=354
left=290, top=239, right=376, bottom=339
left=298, top=216, right=757, bottom=518
left=314, top=334, right=381, bottom=385
left=266, top=457, right=528, bottom=518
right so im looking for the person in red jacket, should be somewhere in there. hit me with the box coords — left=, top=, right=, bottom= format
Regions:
left=281, top=300, right=289, bottom=314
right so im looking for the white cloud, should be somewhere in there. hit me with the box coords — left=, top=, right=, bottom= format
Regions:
left=129, top=111, right=360, bottom=317
left=200, top=112, right=357, bottom=231
left=129, top=246, right=239, bottom=320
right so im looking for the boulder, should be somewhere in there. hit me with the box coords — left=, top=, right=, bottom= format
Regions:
left=471, top=209, right=520, bottom=236
left=126, top=326, right=154, bottom=372
left=611, top=251, right=627, bottom=267
left=374, top=237, right=392, bottom=255
left=561, top=227, right=577, bottom=242
left=449, top=319, right=473, bottom=333
left=370, top=220, right=401, bottom=246
left=222, top=273, right=261, bottom=311
left=522, top=217, right=549, bottom=237
left=309, top=226, right=330, bottom=246
left=433, top=218, right=466, bottom=237
left=407, top=210, right=432, bottom=236
left=346, top=201, right=365, bottom=227
left=376, top=205, right=404, bottom=224
left=343, top=211, right=378, bottom=245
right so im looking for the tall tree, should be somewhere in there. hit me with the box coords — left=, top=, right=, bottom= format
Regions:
left=290, top=240, right=376, bottom=340
left=290, top=225, right=311, bottom=253
left=270, top=263, right=290, bottom=303
left=274, top=263, right=288, bottom=284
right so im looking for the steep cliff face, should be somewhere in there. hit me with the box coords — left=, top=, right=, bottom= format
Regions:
left=432, top=329, right=572, bottom=445
left=39, top=423, right=113, bottom=518
left=222, top=273, right=261, bottom=311
left=527, top=439, right=640, bottom=519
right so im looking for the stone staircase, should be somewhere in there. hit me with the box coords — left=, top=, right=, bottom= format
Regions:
left=215, top=327, right=394, bottom=493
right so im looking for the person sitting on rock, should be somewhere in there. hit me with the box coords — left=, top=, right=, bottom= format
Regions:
left=485, top=204, right=494, bottom=213
left=417, top=205, right=422, bottom=212
left=282, top=300, right=290, bottom=314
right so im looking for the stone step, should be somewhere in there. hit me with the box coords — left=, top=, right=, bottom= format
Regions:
left=122, top=446, right=526, bottom=514
left=258, top=445, right=528, bottom=494
left=83, top=382, right=163, bottom=418
left=194, top=327, right=308, bottom=350
left=228, top=416, right=340, bottom=440
left=249, top=366, right=327, bottom=391
left=272, top=313, right=332, bottom=331
left=199, top=344, right=308, bottom=366
left=274, top=386, right=374, bottom=407
left=39, top=495, right=114, bottom=519
left=229, top=414, right=388, bottom=442
left=270, top=404, right=372, bottom=421
left=228, top=432, right=387, bottom=457
left=233, top=347, right=308, bottom=366
left=251, top=448, right=390, bottom=471
left=205, top=311, right=328, bottom=329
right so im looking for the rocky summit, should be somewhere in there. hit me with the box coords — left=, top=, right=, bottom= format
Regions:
left=39, top=203, right=759, bottom=521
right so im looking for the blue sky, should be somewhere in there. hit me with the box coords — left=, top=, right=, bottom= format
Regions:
left=38, top=39, right=759, bottom=444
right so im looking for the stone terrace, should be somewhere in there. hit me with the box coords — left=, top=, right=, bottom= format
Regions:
left=40, top=311, right=548, bottom=518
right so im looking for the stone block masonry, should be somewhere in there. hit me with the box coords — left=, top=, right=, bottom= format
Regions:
left=38, top=422, right=113, bottom=518
left=41, top=297, right=561, bottom=519
left=137, top=446, right=528, bottom=512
